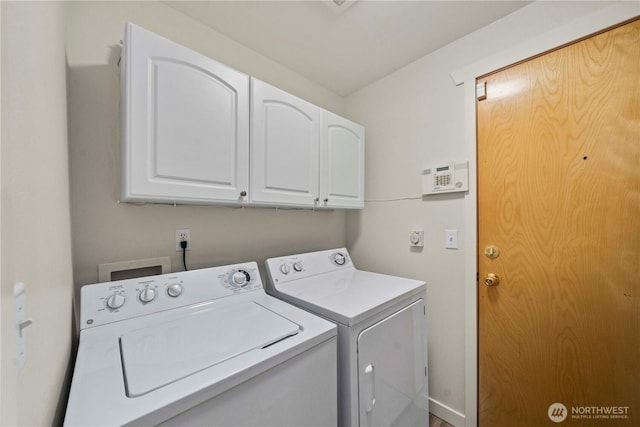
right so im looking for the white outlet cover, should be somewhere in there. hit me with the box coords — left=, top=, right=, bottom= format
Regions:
left=175, top=229, right=191, bottom=252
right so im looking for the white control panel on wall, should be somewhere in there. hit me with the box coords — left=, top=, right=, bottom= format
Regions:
left=409, top=230, right=424, bottom=247
left=422, top=161, right=469, bottom=195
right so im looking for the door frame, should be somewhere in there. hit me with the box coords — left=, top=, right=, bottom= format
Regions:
left=451, top=3, right=639, bottom=426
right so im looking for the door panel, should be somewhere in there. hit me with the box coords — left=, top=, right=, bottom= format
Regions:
left=477, top=19, right=639, bottom=426
left=153, top=60, right=237, bottom=184
left=122, top=23, right=249, bottom=204
left=320, top=110, right=365, bottom=208
left=357, top=300, right=427, bottom=427
left=251, top=78, right=319, bottom=206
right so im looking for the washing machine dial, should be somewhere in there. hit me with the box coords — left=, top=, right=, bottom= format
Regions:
left=138, top=288, right=156, bottom=303
left=231, top=270, right=251, bottom=287
left=280, top=263, right=291, bottom=275
left=293, top=262, right=304, bottom=272
left=106, top=293, right=125, bottom=310
left=167, top=283, right=183, bottom=298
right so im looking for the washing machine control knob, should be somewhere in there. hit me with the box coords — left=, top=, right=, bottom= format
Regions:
left=280, top=263, right=291, bottom=275
left=232, top=270, right=250, bottom=286
left=138, top=288, right=156, bottom=303
left=167, top=283, right=183, bottom=297
left=293, top=262, right=304, bottom=272
left=106, top=293, right=125, bottom=310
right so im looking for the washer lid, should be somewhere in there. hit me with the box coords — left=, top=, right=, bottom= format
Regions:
left=120, top=301, right=299, bottom=397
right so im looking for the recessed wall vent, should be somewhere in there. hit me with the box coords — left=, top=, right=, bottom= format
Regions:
left=98, top=256, right=171, bottom=282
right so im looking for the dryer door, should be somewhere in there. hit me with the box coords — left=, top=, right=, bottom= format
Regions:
left=357, top=299, right=428, bottom=427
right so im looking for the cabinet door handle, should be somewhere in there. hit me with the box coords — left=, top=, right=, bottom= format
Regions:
left=323, top=198, right=329, bottom=203
left=314, top=197, right=319, bottom=203
left=240, top=191, right=247, bottom=197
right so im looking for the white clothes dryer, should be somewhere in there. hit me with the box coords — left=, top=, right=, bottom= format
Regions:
left=64, top=262, right=337, bottom=426
left=265, top=248, right=428, bottom=427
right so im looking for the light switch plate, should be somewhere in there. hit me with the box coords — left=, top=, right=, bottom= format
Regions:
left=14, top=282, right=28, bottom=372
left=445, top=229, right=458, bottom=249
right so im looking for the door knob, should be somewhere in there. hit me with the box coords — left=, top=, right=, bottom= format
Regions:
left=483, top=273, right=500, bottom=287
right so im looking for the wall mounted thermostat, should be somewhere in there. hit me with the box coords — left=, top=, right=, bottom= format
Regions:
left=422, top=161, right=469, bottom=195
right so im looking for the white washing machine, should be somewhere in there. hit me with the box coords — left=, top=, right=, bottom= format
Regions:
left=64, top=262, right=337, bottom=426
left=265, top=248, right=428, bottom=427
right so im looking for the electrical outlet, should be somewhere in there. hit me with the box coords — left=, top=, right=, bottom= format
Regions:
left=175, top=229, right=191, bottom=252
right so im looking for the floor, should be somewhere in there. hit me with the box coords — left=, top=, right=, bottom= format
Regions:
left=429, top=413, right=455, bottom=427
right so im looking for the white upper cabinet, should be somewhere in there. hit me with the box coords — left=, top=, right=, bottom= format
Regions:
left=250, top=79, right=320, bottom=207
left=320, top=111, right=365, bottom=209
left=251, top=79, right=365, bottom=209
left=121, top=23, right=250, bottom=205
left=121, top=24, right=364, bottom=209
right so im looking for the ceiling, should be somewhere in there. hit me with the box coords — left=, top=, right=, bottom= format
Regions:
left=164, top=1, right=531, bottom=96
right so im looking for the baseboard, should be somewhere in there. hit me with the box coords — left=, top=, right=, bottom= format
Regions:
left=429, top=397, right=466, bottom=427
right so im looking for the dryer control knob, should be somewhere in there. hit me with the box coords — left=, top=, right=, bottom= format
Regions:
left=232, top=270, right=250, bottom=286
left=293, top=262, right=303, bottom=272
left=106, top=293, right=125, bottom=310
left=167, top=283, right=183, bottom=298
left=333, top=252, right=347, bottom=266
left=139, top=288, right=156, bottom=303
left=280, top=263, right=291, bottom=275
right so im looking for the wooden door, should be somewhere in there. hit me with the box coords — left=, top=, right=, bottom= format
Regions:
left=250, top=78, right=320, bottom=207
left=477, top=19, right=639, bottom=426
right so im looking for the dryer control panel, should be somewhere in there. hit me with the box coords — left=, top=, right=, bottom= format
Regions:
left=80, top=263, right=262, bottom=329
left=265, top=248, right=353, bottom=285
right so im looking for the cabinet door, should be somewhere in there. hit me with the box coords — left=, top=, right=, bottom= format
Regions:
left=250, top=79, right=319, bottom=207
left=357, top=300, right=428, bottom=427
left=121, top=23, right=249, bottom=204
left=320, top=111, right=365, bottom=209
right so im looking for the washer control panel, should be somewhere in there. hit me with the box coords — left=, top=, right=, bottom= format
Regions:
left=222, top=267, right=260, bottom=291
left=81, top=263, right=263, bottom=329
left=265, top=248, right=353, bottom=285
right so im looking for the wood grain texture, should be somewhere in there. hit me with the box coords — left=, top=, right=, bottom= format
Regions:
left=477, top=19, right=639, bottom=427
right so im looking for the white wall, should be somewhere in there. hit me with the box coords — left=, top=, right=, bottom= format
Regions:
left=65, top=0, right=348, bottom=291
left=0, top=1, right=346, bottom=425
left=344, top=2, right=632, bottom=426
left=0, top=1, right=3, bottom=418
left=1, top=1, right=73, bottom=425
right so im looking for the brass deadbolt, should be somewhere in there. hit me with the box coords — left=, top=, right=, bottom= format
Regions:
left=483, top=273, right=500, bottom=287
left=484, top=245, right=500, bottom=259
